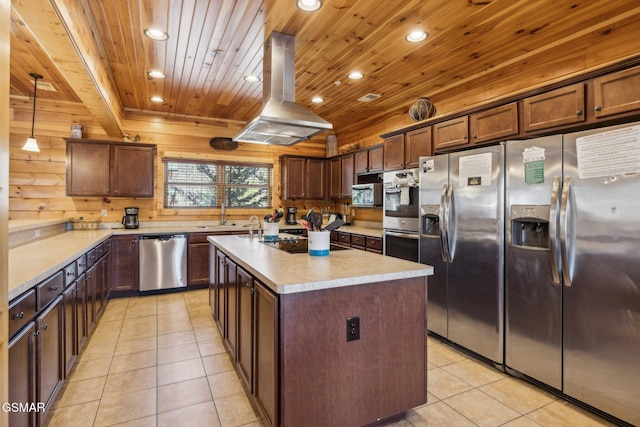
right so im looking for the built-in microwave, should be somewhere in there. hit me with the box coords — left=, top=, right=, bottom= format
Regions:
left=351, top=183, right=383, bottom=207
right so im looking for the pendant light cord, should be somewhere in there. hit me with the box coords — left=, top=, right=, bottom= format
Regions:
left=29, top=73, right=42, bottom=138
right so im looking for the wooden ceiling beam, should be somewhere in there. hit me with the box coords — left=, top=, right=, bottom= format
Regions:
left=12, top=0, right=124, bottom=137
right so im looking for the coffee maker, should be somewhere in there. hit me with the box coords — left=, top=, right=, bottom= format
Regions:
left=286, top=207, right=298, bottom=225
left=122, top=207, right=139, bottom=229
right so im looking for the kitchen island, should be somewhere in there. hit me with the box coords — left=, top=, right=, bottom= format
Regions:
left=208, top=234, right=433, bottom=427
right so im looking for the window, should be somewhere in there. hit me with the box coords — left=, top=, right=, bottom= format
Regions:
left=164, top=159, right=272, bottom=208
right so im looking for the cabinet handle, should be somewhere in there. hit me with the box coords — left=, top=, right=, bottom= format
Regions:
left=42, top=324, right=48, bottom=331
left=576, top=110, right=583, bottom=116
left=48, top=286, right=58, bottom=291
left=463, top=135, right=467, bottom=140
left=12, top=311, right=25, bottom=320
left=594, top=105, right=602, bottom=112
left=34, top=330, right=40, bottom=336
left=472, top=134, right=477, bottom=139
left=67, top=271, right=75, bottom=277
left=245, top=282, right=255, bottom=293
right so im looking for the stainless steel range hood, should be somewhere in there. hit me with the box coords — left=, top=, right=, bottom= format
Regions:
left=233, top=32, right=332, bottom=145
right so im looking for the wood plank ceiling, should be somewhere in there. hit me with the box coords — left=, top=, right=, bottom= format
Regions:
left=8, top=0, right=640, bottom=140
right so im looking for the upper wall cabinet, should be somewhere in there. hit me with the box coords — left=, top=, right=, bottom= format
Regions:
left=354, top=145, right=384, bottom=175
left=433, top=116, right=468, bottom=150
left=593, top=65, right=640, bottom=119
left=280, top=156, right=326, bottom=200
left=469, top=103, right=519, bottom=143
left=66, top=139, right=156, bottom=197
left=523, top=83, right=585, bottom=132
left=384, top=128, right=431, bottom=171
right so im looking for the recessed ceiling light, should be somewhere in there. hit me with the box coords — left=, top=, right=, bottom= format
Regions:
left=406, top=30, right=428, bottom=43
left=147, top=70, right=166, bottom=79
left=296, top=0, right=322, bottom=12
left=244, top=74, right=261, bottom=83
left=347, top=71, right=364, bottom=80
left=144, top=28, right=169, bottom=41
left=311, top=96, right=324, bottom=103
left=149, top=96, right=164, bottom=103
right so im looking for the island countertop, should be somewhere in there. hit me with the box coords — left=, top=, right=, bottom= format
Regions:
left=207, top=234, right=433, bottom=294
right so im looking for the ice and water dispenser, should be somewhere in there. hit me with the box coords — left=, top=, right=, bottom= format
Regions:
left=421, top=205, right=440, bottom=237
left=510, top=205, right=550, bottom=249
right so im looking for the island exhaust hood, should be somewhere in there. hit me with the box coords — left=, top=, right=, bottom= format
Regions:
left=233, top=32, right=332, bottom=145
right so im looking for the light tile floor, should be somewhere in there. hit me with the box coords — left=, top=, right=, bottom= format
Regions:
left=46, top=290, right=616, bottom=427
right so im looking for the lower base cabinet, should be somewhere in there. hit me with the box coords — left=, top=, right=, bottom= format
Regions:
left=8, top=322, right=36, bottom=427
left=36, top=295, right=64, bottom=426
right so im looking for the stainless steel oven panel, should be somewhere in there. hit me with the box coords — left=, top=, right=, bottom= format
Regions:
left=383, top=229, right=419, bottom=262
left=383, top=216, right=419, bottom=232
left=383, top=168, right=420, bottom=231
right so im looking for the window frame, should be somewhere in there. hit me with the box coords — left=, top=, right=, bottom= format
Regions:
left=162, top=157, right=273, bottom=209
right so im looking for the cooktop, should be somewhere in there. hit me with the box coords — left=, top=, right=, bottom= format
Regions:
left=260, top=237, right=351, bottom=254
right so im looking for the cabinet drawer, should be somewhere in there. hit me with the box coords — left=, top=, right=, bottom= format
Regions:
left=350, top=234, right=366, bottom=249
left=9, top=289, right=37, bottom=339
left=338, top=233, right=351, bottom=246
left=189, top=233, right=212, bottom=244
left=76, top=254, right=87, bottom=276
left=95, top=242, right=105, bottom=259
left=37, top=270, right=64, bottom=310
left=365, top=237, right=383, bottom=252
left=86, top=248, right=97, bottom=268
left=64, top=262, right=77, bottom=287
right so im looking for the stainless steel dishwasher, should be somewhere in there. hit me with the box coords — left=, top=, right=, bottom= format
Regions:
left=139, top=234, right=187, bottom=292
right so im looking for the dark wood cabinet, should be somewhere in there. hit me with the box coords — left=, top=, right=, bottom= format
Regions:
left=523, top=83, right=585, bottom=132
left=433, top=116, right=469, bottom=150
left=188, top=233, right=212, bottom=289
left=350, top=234, right=365, bottom=249
left=337, top=232, right=351, bottom=246
left=36, top=295, right=64, bottom=422
left=280, top=156, right=326, bottom=200
left=383, top=134, right=405, bottom=170
left=214, top=250, right=227, bottom=335
left=85, top=264, right=98, bottom=332
left=62, top=284, right=77, bottom=377
left=355, top=145, right=384, bottom=174
left=110, top=235, right=139, bottom=296
left=225, top=258, right=238, bottom=359
left=329, top=158, right=341, bottom=199
left=237, top=266, right=254, bottom=388
left=593, top=65, right=640, bottom=118
left=340, top=154, right=354, bottom=198
left=253, top=280, right=279, bottom=427
left=365, top=236, right=383, bottom=254
left=75, top=273, right=88, bottom=354
left=66, top=139, right=155, bottom=198
left=8, top=322, right=36, bottom=427
left=470, top=102, right=519, bottom=144
left=405, top=127, right=432, bottom=167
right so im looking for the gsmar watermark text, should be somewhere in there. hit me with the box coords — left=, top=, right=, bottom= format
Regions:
left=2, top=402, right=45, bottom=413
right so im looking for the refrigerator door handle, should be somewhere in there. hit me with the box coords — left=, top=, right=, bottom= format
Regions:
left=548, top=175, right=562, bottom=285
left=446, top=184, right=455, bottom=263
left=439, top=184, right=450, bottom=262
left=559, top=175, right=573, bottom=286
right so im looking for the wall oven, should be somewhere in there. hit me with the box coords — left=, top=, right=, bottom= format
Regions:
left=383, top=168, right=420, bottom=261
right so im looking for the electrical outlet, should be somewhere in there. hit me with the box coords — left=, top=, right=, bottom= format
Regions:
left=35, top=229, right=40, bottom=237
left=101, top=209, right=107, bottom=217
left=346, top=316, right=360, bottom=342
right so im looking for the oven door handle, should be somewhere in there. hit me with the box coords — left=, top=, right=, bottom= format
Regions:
left=384, top=231, right=420, bottom=240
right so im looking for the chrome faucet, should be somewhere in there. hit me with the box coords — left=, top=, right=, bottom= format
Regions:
left=220, top=203, right=227, bottom=225
left=248, top=215, right=263, bottom=239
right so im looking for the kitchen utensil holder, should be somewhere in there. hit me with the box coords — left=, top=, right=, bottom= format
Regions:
left=308, top=231, right=330, bottom=256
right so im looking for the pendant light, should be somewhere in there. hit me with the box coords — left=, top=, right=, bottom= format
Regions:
left=22, top=73, right=43, bottom=152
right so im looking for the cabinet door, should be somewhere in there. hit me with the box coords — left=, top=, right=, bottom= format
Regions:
left=329, top=158, right=341, bottom=199
left=66, top=141, right=111, bottom=196
left=188, top=237, right=210, bottom=288
left=85, top=265, right=97, bottom=332
left=383, top=134, right=405, bottom=171
left=470, top=102, right=519, bottom=143
left=62, top=285, right=77, bottom=377
left=593, top=66, right=640, bottom=118
left=405, top=127, right=432, bottom=167
left=368, top=145, right=384, bottom=172
left=111, top=235, right=140, bottom=294
left=281, top=157, right=306, bottom=199
left=340, top=154, right=354, bottom=198
left=36, top=296, right=64, bottom=415
left=306, top=158, right=326, bottom=199
left=354, top=150, right=369, bottom=174
left=215, top=250, right=227, bottom=335
left=9, top=322, right=36, bottom=427
left=253, top=281, right=279, bottom=427
left=225, top=258, right=238, bottom=359
left=523, top=83, right=585, bottom=132
left=237, top=266, right=254, bottom=388
left=112, top=144, right=155, bottom=197
left=433, top=116, right=468, bottom=150
left=75, top=273, right=88, bottom=353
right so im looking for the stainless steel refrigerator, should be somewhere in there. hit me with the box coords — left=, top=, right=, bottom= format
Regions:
left=419, top=144, right=505, bottom=365
left=505, top=122, right=640, bottom=425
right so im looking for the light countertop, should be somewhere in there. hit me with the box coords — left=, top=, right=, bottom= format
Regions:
left=208, top=234, right=433, bottom=295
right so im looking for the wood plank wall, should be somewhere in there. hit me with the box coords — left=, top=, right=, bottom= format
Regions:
left=8, top=97, right=343, bottom=223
